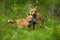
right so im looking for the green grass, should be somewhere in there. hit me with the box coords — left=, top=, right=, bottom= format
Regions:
left=0, top=1, right=60, bottom=40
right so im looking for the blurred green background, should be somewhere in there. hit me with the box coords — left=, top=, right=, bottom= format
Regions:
left=0, top=0, right=60, bottom=40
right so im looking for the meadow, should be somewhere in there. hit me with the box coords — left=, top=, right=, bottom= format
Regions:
left=0, top=0, right=60, bottom=40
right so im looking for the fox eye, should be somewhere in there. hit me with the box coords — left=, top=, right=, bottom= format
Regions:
left=35, top=11, right=36, bottom=12
left=31, top=11, right=33, bottom=12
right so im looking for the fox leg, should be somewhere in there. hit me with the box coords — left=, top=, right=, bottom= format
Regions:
left=18, top=24, right=22, bottom=30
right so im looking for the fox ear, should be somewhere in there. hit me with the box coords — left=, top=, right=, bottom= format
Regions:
left=35, top=6, right=38, bottom=9
left=28, top=7, right=32, bottom=10
left=26, top=15, right=28, bottom=17
left=25, top=14, right=28, bottom=17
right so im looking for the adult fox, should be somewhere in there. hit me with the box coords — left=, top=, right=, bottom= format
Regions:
left=8, top=15, right=33, bottom=29
left=28, top=7, right=44, bottom=29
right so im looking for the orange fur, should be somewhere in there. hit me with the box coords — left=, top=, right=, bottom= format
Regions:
left=29, top=7, right=37, bottom=15
left=8, top=15, right=33, bottom=29
left=37, top=13, right=44, bottom=22
left=28, top=7, right=44, bottom=29
left=29, top=7, right=44, bottom=22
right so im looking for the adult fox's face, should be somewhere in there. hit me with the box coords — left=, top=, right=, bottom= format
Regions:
left=29, top=7, right=37, bottom=16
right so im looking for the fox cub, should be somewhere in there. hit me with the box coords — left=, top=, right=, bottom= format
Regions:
left=8, top=15, right=33, bottom=29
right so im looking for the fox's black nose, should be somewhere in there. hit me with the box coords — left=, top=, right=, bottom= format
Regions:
left=32, top=13, right=36, bottom=17
left=33, top=13, right=36, bottom=15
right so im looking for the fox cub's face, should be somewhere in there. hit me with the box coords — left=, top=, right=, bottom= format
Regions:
left=29, top=7, right=37, bottom=16
left=26, top=15, right=33, bottom=22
